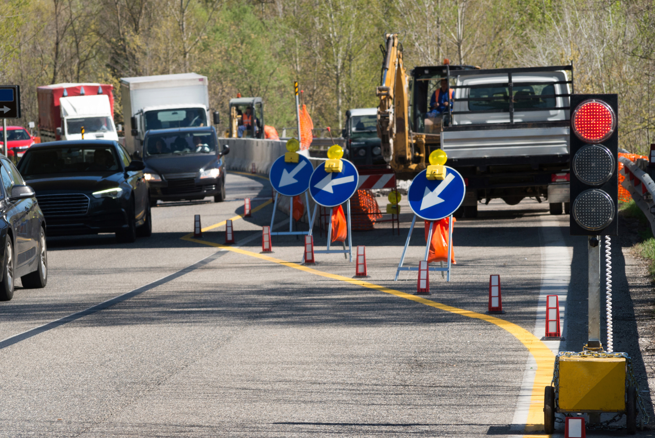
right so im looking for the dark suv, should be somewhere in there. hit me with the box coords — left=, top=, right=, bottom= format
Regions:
left=141, top=127, right=229, bottom=205
left=342, top=108, right=385, bottom=167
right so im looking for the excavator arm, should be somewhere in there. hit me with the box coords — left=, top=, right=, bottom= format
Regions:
left=376, top=34, right=411, bottom=172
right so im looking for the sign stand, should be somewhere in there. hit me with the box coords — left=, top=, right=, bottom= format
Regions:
left=307, top=200, right=353, bottom=262
left=269, top=190, right=314, bottom=236
left=394, top=214, right=453, bottom=282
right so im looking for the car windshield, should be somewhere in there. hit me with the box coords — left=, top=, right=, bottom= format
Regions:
left=66, top=117, right=115, bottom=134
left=351, top=116, right=376, bottom=132
left=145, top=132, right=217, bottom=156
left=3, top=129, right=31, bottom=141
left=18, top=146, right=120, bottom=177
left=144, top=108, right=207, bottom=131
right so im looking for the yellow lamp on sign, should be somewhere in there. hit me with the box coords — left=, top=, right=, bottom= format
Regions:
left=325, top=145, right=344, bottom=173
left=426, top=149, right=447, bottom=180
left=285, top=138, right=300, bottom=163
left=387, top=190, right=401, bottom=214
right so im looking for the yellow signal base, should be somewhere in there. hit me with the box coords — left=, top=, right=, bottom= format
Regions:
left=285, top=151, right=300, bottom=163
left=426, top=164, right=446, bottom=180
left=558, top=356, right=626, bottom=412
left=325, top=159, right=343, bottom=173
left=386, top=204, right=401, bottom=214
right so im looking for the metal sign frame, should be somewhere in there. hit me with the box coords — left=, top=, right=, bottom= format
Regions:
left=269, top=191, right=314, bottom=237
left=307, top=200, right=353, bottom=262
left=395, top=214, right=453, bottom=282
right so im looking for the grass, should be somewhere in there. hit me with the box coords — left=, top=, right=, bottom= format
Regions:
left=622, top=200, right=655, bottom=276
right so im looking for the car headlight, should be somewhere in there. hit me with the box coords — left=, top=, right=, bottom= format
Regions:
left=144, top=172, right=162, bottom=182
left=199, top=168, right=220, bottom=179
left=92, top=187, right=123, bottom=199
left=372, top=146, right=381, bottom=155
left=357, top=148, right=366, bottom=156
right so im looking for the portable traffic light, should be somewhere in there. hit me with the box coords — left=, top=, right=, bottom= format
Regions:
left=569, top=95, right=619, bottom=236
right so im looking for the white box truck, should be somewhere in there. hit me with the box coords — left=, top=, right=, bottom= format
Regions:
left=120, top=73, right=219, bottom=156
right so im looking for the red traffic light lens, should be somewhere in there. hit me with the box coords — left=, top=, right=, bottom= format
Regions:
left=572, top=99, right=616, bottom=143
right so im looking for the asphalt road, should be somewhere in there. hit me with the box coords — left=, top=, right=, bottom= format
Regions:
left=0, top=171, right=652, bottom=437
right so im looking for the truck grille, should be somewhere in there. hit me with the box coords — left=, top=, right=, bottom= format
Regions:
left=162, top=178, right=202, bottom=195
left=36, top=193, right=90, bottom=217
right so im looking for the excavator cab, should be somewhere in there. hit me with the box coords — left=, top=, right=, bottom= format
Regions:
left=228, top=97, right=264, bottom=139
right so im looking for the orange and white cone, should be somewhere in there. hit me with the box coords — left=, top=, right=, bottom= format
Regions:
left=304, top=235, right=315, bottom=264
left=417, top=261, right=429, bottom=294
left=489, top=275, right=503, bottom=313
left=545, top=295, right=561, bottom=338
left=244, top=198, right=251, bottom=217
left=225, top=220, right=235, bottom=244
left=262, top=226, right=272, bottom=252
left=355, top=246, right=367, bottom=277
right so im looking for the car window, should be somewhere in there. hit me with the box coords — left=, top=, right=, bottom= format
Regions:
left=4, top=159, right=25, bottom=185
left=0, top=164, right=13, bottom=198
left=5, top=129, right=31, bottom=141
left=18, top=146, right=120, bottom=177
left=117, top=146, right=131, bottom=167
left=145, top=131, right=217, bottom=156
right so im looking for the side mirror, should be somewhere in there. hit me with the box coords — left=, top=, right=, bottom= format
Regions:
left=131, top=129, right=138, bottom=137
left=126, top=160, right=146, bottom=171
left=56, top=127, right=62, bottom=136
left=213, top=111, right=220, bottom=125
left=130, top=116, right=138, bottom=129
left=341, top=129, right=347, bottom=137
left=10, top=185, right=35, bottom=200
left=132, top=150, right=141, bottom=159
left=220, top=144, right=230, bottom=156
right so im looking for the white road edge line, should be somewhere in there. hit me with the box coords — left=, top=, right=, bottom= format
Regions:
left=509, top=215, right=571, bottom=434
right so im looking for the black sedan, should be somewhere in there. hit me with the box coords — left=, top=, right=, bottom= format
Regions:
left=17, top=140, right=151, bottom=243
left=141, top=127, right=229, bottom=205
left=0, top=155, right=47, bottom=301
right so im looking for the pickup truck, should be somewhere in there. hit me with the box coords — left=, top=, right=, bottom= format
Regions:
left=441, top=66, right=572, bottom=217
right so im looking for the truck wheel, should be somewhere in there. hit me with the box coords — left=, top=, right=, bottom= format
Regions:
left=626, top=386, right=637, bottom=434
left=543, top=386, right=555, bottom=434
left=564, top=202, right=570, bottom=214
left=549, top=203, right=563, bottom=215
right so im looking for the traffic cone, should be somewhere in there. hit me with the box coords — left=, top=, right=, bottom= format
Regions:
left=262, top=226, right=272, bottom=252
left=417, top=261, right=429, bottom=294
left=194, top=214, right=202, bottom=238
left=545, top=295, right=561, bottom=338
left=225, top=220, right=235, bottom=244
left=488, top=275, right=503, bottom=313
left=355, top=246, right=367, bottom=277
left=244, top=198, right=251, bottom=217
left=304, top=235, right=315, bottom=264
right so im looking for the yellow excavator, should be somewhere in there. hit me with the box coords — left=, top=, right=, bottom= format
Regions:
left=376, top=33, right=478, bottom=179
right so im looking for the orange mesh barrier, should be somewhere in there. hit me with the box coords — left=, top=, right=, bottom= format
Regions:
left=299, top=104, right=314, bottom=150
left=264, top=125, right=280, bottom=140
left=424, top=218, right=456, bottom=264
left=618, top=152, right=648, bottom=202
left=351, top=189, right=382, bottom=231
left=292, top=196, right=304, bottom=221
left=331, top=206, right=347, bottom=242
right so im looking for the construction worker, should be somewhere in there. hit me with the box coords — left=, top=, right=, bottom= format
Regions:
left=428, top=78, right=454, bottom=117
left=238, top=107, right=253, bottom=138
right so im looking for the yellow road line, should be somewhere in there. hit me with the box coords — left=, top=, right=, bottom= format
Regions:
left=180, top=232, right=555, bottom=433
left=183, top=199, right=273, bottom=235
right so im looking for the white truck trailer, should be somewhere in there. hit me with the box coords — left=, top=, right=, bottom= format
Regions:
left=120, top=73, right=219, bottom=156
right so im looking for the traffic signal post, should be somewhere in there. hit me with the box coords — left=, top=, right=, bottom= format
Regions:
left=544, top=95, right=641, bottom=434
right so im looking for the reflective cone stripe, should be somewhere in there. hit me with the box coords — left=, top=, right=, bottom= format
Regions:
left=304, top=235, right=315, bottom=264
left=355, top=246, right=367, bottom=277
left=244, top=198, right=251, bottom=217
left=251, top=163, right=256, bottom=174
left=489, top=275, right=502, bottom=312
left=417, top=261, right=429, bottom=294
left=262, top=226, right=271, bottom=252
left=194, top=215, right=202, bottom=238
left=565, top=417, right=585, bottom=438
left=545, top=295, right=561, bottom=337
left=225, top=220, right=235, bottom=244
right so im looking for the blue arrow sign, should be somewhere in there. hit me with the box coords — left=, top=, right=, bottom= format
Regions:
left=309, top=160, right=359, bottom=207
left=408, top=167, right=466, bottom=220
left=269, top=154, right=314, bottom=197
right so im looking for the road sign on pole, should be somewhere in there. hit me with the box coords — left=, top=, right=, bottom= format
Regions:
left=0, top=86, right=21, bottom=119
left=269, top=154, right=313, bottom=197
left=309, top=160, right=359, bottom=207
left=408, top=167, right=465, bottom=220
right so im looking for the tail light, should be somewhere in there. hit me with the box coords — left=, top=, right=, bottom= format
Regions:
left=551, top=173, right=570, bottom=183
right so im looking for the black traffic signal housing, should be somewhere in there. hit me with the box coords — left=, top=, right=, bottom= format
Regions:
left=569, top=94, right=618, bottom=236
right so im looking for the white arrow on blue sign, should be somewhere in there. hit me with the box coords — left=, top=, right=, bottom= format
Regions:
left=309, top=160, right=359, bottom=207
left=408, top=167, right=466, bottom=220
left=269, top=154, right=314, bottom=197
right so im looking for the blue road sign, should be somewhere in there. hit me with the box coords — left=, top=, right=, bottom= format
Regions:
left=0, top=85, right=21, bottom=119
left=408, top=167, right=466, bottom=220
left=309, top=160, right=359, bottom=207
left=269, top=154, right=314, bottom=197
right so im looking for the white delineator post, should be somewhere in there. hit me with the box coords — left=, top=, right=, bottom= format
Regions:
left=355, top=246, right=367, bottom=277
left=244, top=198, right=251, bottom=217
left=262, top=226, right=271, bottom=252
left=417, top=261, right=429, bottom=294
left=488, top=275, right=502, bottom=313
left=304, top=235, right=315, bottom=264
left=194, top=215, right=202, bottom=238
left=225, top=220, right=235, bottom=244
left=545, top=294, right=561, bottom=338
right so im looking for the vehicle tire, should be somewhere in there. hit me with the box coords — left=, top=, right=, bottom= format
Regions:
left=543, top=386, right=555, bottom=434
left=464, top=205, right=478, bottom=218
left=626, top=385, right=637, bottom=435
left=549, top=202, right=563, bottom=215
left=21, top=228, right=47, bottom=289
left=0, top=238, right=15, bottom=301
left=564, top=202, right=570, bottom=215
left=137, top=202, right=152, bottom=238
left=116, top=201, right=137, bottom=243
left=214, top=180, right=225, bottom=203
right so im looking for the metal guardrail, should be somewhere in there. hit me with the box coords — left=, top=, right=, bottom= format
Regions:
left=619, top=156, right=655, bottom=236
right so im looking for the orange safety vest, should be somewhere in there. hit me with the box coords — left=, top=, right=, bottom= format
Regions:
left=243, top=113, right=252, bottom=126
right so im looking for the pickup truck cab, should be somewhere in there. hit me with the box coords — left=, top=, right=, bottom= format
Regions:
left=343, top=108, right=385, bottom=167
left=441, top=66, right=572, bottom=216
